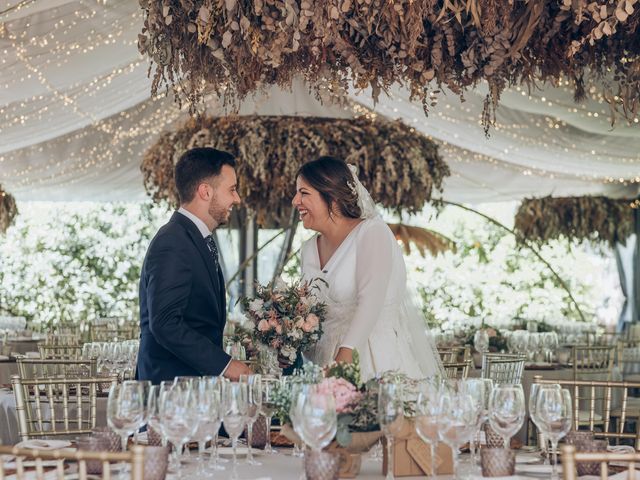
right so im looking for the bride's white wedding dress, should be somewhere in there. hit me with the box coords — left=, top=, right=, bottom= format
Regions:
left=301, top=216, right=443, bottom=380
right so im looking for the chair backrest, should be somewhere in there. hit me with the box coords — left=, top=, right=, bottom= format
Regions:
left=89, top=324, right=138, bottom=342
left=37, top=344, right=83, bottom=360
left=46, top=331, right=81, bottom=346
left=0, top=444, right=144, bottom=480
left=481, top=353, right=525, bottom=384
left=11, top=374, right=116, bottom=442
left=17, top=357, right=97, bottom=380
left=438, top=345, right=471, bottom=363
left=442, top=361, right=472, bottom=380
left=572, top=345, right=616, bottom=379
left=561, top=444, right=640, bottom=479
left=533, top=375, right=640, bottom=449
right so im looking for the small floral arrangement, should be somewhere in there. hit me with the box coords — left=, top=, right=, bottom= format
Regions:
left=241, top=277, right=327, bottom=366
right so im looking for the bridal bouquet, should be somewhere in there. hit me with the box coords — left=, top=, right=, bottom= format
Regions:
left=241, top=277, right=327, bottom=366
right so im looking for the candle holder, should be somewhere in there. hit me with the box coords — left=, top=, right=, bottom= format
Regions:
left=480, top=448, right=515, bottom=477
left=77, top=435, right=111, bottom=474
left=576, top=439, right=608, bottom=477
left=142, top=445, right=170, bottom=480
left=304, top=449, right=340, bottom=480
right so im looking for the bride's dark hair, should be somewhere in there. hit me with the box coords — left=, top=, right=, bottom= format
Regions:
left=297, top=156, right=362, bottom=219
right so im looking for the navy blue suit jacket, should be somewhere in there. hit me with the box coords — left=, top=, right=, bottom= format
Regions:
left=137, top=212, right=231, bottom=385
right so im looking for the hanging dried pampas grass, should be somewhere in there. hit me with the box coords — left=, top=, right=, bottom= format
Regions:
left=138, top=0, right=640, bottom=132
left=141, top=115, right=449, bottom=226
left=514, top=196, right=637, bottom=247
left=0, top=185, right=18, bottom=234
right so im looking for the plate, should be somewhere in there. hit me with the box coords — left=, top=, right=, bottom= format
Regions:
left=217, top=446, right=262, bottom=458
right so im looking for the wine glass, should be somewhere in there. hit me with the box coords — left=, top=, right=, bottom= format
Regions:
left=289, top=383, right=313, bottom=458
left=488, top=383, right=525, bottom=449
left=204, top=376, right=226, bottom=472
left=147, top=383, right=172, bottom=447
left=159, top=385, right=199, bottom=478
left=298, top=388, right=337, bottom=451
left=260, top=376, right=280, bottom=454
left=240, top=374, right=262, bottom=465
left=460, top=378, right=488, bottom=471
left=529, top=383, right=561, bottom=463
left=107, top=381, right=144, bottom=452
left=536, top=388, right=572, bottom=479
left=191, top=377, right=223, bottom=475
left=378, top=382, right=405, bottom=480
left=414, top=381, right=443, bottom=477
left=437, top=389, right=477, bottom=479
left=474, top=330, right=490, bottom=354
left=222, top=382, right=249, bottom=480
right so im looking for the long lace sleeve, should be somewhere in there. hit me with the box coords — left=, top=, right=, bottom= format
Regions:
left=339, top=220, right=395, bottom=351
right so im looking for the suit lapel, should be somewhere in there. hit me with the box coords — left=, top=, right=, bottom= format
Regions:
left=171, top=212, right=220, bottom=291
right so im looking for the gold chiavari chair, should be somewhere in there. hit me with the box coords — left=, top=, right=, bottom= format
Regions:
left=617, top=339, right=640, bottom=383
left=438, top=345, right=471, bottom=363
left=0, top=444, right=145, bottom=480
left=16, top=357, right=97, bottom=380
left=37, top=344, right=83, bottom=360
left=46, top=331, right=81, bottom=346
left=11, top=374, right=117, bottom=442
left=572, top=345, right=616, bottom=380
left=89, top=324, right=138, bottom=342
left=443, top=361, right=472, bottom=379
left=561, top=444, right=640, bottom=480
left=533, top=375, right=640, bottom=449
left=481, top=353, right=526, bottom=384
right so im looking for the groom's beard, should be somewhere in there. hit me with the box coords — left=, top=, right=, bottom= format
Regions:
left=209, top=196, right=230, bottom=227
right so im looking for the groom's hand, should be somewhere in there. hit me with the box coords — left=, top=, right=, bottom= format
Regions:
left=223, top=359, right=253, bottom=381
left=334, top=347, right=354, bottom=364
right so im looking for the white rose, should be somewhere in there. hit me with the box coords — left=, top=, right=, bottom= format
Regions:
left=249, top=299, right=264, bottom=314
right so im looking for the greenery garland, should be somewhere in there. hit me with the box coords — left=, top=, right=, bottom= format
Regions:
left=0, top=185, right=17, bottom=234
left=141, top=115, right=449, bottom=226
left=138, top=0, right=640, bottom=132
left=514, top=196, right=638, bottom=247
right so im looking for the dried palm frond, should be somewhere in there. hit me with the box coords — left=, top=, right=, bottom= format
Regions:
left=387, top=223, right=456, bottom=257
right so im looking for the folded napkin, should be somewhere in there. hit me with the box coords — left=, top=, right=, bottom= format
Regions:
left=15, top=439, right=73, bottom=450
left=24, top=352, right=40, bottom=358
left=608, top=445, right=636, bottom=454
left=0, top=355, right=9, bottom=361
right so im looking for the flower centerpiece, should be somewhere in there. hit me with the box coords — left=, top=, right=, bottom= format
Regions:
left=241, top=277, right=326, bottom=366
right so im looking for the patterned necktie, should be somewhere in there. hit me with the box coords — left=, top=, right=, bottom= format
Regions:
left=205, top=234, right=219, bottom=272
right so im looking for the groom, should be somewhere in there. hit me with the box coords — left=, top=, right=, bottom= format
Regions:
left=137, top=147, right=252, bottom=384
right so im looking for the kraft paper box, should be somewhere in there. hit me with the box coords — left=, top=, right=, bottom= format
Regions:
left=382, top=419, right=454, bottom=477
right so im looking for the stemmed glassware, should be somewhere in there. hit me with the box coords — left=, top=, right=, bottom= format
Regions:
left=206, top=377, right=226, bottom=472
left=461, top=378, right=491, bottom=471
left=378, top=382, right=405, bottom=480
left=437, top=382, right=478, bottom=479
left=529, top=383, right=561, bottom=464
left=289, top=382, right=313, bottom=458
left=191, top=377, right=223, bottom=475
left=536, top=387, right=572, bottom=479
left=159, top=385, right=199, bottom=478
left=222, top=382, right=249, bottom=480
left=415, top=380, right=443, bottom=477
left=147, top=383, right=172, bottom=447
left=240, top=374, right=263, bottom=465
left=107, top=381, right=145, bottom=452
left=488, top=383, right=526, bottom=449
left=260, top=376, right=280, bottom=454
left=297, top=388, right=338, bottom=452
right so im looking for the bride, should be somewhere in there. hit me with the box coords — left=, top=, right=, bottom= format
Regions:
left=292, top=156, right=444, bottom=380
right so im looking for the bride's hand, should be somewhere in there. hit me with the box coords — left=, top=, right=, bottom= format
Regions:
left=334, top=347, right=354, bottom=364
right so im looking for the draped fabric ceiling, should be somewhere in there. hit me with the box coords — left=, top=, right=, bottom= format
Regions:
left=1, top=0, right=640, bottom=204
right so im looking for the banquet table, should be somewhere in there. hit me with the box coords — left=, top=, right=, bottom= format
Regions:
left=0, top=360, right=19, bottom=386
left=0, top=387, right=108, bottom=446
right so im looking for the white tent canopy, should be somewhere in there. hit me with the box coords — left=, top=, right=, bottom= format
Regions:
left=1, top=0, right=639, bottom=203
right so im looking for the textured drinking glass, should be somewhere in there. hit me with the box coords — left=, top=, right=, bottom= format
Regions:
left=480, top=448, right=515, bottom=477
left=304, top=449, right=340, bottom=480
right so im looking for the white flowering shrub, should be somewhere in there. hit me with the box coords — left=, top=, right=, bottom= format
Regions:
left=0, top=202, right=169, bottom=329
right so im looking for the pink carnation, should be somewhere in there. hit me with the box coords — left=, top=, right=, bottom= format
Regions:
left=316, top=377, right=362, bottom=413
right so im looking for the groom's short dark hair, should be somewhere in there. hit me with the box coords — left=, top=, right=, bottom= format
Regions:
left=175, top=147, right=236, bottom=203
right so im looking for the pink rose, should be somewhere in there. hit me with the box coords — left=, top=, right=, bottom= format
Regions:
left=305, top=313, right=319, bottom=328
left=257, top=319, right=270, bottom=332
left=275, top=324, right=283, bottom=334
left=302, top=322, right=313, bottom=333
left=294, top=316, right=305, bottom=329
